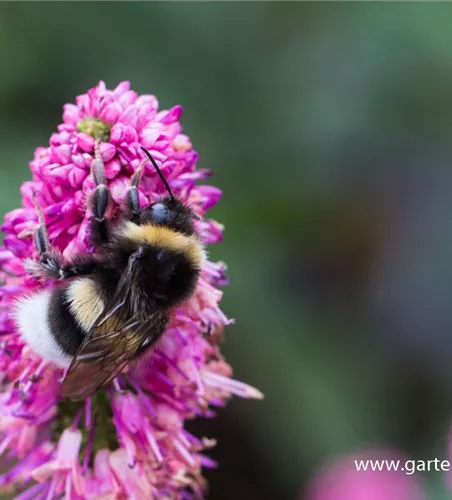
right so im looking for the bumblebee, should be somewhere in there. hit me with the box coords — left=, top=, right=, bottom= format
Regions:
left=15, top=146, right=205, bottom=400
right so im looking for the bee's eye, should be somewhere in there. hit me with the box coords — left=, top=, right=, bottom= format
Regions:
left=151, top=203, right=169, bottom=223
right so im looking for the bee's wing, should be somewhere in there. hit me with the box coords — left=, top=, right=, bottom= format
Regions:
left=60, top=316, right=151, bottom=401
left=60, top=254, right=165, bottom=401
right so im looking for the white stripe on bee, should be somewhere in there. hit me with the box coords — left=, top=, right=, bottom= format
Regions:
left=15, top=291, right=72, bottom=368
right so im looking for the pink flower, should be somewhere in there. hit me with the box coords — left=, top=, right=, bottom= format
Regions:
left=303, top=448, right=426, bottom=500
left=0, top=81, right=262, bottom=498
left=32, top=429, right=84, bottom=497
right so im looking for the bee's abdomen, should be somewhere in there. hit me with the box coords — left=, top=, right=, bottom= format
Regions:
left=47, top=285, right=87, bottom=360
left=15, top=288, right=75, bottom=368
left=64, top=278, right=105, bottom=332
left=15, top=278, right=105, bottom=369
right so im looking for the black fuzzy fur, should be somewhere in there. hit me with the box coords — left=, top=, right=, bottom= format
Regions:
left=48, top=286, right=86, bottom=356
left=47, top=197, right=200, bottom=355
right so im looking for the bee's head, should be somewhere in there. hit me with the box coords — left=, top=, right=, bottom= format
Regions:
left=138, top=147, right=198, bottom=236
left=113, top=149, right=204, bottom=305
left=140, top=197, right=196, bottom=236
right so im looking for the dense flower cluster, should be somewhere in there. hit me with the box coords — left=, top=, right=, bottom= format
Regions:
left=0, top=81, right=262, bottom=499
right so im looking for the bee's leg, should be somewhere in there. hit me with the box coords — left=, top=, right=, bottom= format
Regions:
left=28, top=197, right=98, bottom=281
left=29, top=195, right=62, bottom=280
left=90, top=141, right=112, bottom=246
left=32, top=195, right=51, bottom=259
left=125, top=160, right=145, bottom=224
left=27, top=256, right=99, bottom=281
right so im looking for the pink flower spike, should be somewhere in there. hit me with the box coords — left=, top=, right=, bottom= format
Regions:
left=0, top=80, right=262, bottom=499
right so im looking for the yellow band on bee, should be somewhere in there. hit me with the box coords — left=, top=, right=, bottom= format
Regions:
left=121, top=222, right=205, bottom=269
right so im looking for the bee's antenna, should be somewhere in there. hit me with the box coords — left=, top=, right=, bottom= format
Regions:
left=140, top=147, right=174, bottom=201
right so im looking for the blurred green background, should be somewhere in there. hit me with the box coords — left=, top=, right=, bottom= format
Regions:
left=4, top=2, right=452, bottom=499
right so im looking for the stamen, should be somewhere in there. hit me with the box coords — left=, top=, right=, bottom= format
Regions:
left=71, top=406, right=83, bottom=430
left=22, top=360, right=45, bottom=393
left=83, top=411, right=98, bottom=473
left=174, top=328, right=188, bottom=346
left=156, top=372, right=176, bottom=389
left=144, top=425, right=163, bottom=463
left=20, top=363, right=35, bottom=381
left=156, top=392, right=185, bottom=412
left=116, top=375, right=127, bottom=388
left=14, top=483, right=46, bottom=500
left=215, top=307, right=234, bottom=325
left=182, top=430, right=202, bottom=448
left=113, top=378, right=121, bottom=392
left=65, top=472, right=72, bottom=499
left=12, top=410, right=35, bottom=420
left=173, top=438, right=195, bottom=467
left=155, top=349, right=189, bottom=380
left=178, top=432, right=191, bottom=448
left=133, top=384, right=157, bottom=418
left=202, top=371, right=264, bottom=399
left=200, top=455, right=217, bottom=469
left=0, top=435, right=13, bottom=455
left=44, top=475, right=57, bottom=500
left=85, top=397, right=92, bottom=430
left=193, top=482, right=205, bottom=500
left=60, top=367, right=69, bottom=383
left=191, top=359, right=204, bottom=396
left=124, top=436, right=136, bottom=469
left=32, top=360, right=46, bottom=378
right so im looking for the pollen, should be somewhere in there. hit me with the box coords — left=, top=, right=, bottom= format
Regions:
left=77, top=117, right=111, bottom=142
